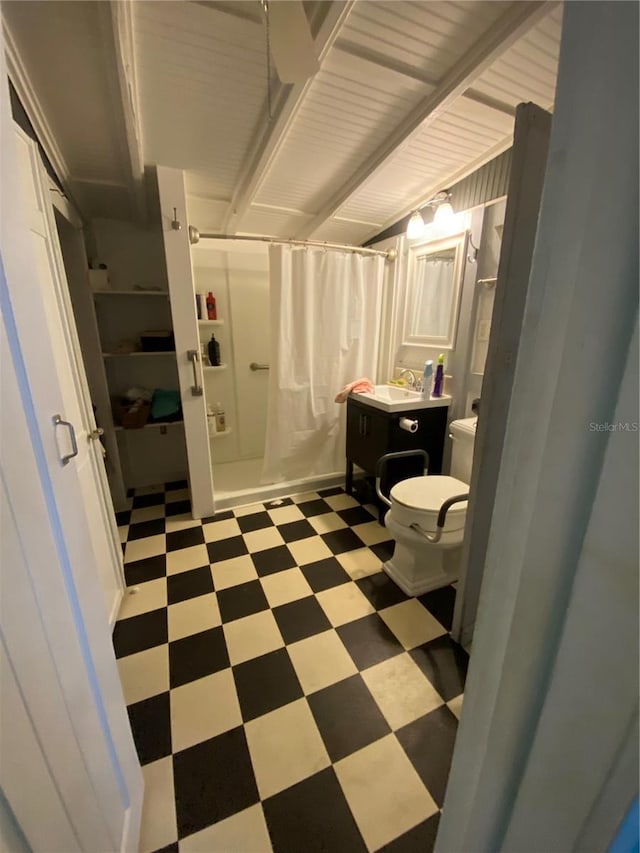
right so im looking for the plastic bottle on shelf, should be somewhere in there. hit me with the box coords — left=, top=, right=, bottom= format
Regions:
left=215, top=402, right=226, bottom=433
left=206, top=292, right=217, bottom=320
left=208, top=333, right=220, bottom=366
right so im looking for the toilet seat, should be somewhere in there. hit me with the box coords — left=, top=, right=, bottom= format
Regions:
left=389, top=475, right=468, bottom=537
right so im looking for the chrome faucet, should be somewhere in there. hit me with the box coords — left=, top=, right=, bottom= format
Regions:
left=399, top=369, right=417, bottom=388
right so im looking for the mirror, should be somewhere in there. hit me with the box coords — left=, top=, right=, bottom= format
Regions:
left=402, top=232, right=467, bottom=350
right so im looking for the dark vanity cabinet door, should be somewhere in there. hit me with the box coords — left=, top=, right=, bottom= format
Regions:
left=346, top=398, right=448, bottom=494
left=346, top=402, right=391, bottom=472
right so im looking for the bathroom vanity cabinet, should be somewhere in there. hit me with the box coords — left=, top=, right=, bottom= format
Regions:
left=345, top=397, right=449, bottom=509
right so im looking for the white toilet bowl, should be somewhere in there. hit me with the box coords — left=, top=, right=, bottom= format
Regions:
left=383, top=476, right=468, bottom=596
left=380, top=417, right=477, bottom=596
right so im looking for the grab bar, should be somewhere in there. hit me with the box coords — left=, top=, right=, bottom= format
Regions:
left=375, top=449, right=429, bottom=508
left=250, top=362, right=269, bottom=371
left=410, top=493, right=469, bottom=543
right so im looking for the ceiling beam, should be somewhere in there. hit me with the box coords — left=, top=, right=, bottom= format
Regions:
left=100, top=0, right=146, bottom=222
left=334, top=39, right=516, bottom=119
left=296, top=0, right=556, bottom=239
left=222, top=0, right=355, bottom=234
left=193, top=1, right=263, bottom=26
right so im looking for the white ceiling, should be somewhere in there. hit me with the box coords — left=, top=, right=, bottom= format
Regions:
left=3, top=0, right=563, bottom=242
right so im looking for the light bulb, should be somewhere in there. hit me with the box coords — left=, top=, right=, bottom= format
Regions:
left=433, top=202, right=454, bottom=227
left=406, top=210, right=425, bottom=239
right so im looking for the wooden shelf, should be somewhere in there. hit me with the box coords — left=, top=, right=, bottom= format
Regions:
left=114, top=420, right=184, bottom=432
left=93, top=290, right=169, bottom=297
left=102, top=351, right=176, bottom=359
left=209, top=428, right=232, bottom=439
left=203, top=364, right=228, bottom=372
left=198, top=319, right=224, bottom=327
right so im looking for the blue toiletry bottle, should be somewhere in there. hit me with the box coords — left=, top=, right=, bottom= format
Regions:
left=433, top=353, right=445, bottom=397
left=422, top=360, right=433, bottom=397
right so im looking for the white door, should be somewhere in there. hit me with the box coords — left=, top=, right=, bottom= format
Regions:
left=1, top=56, right=142, bottom=848
left=11, top=122, right=124, bottom=623
left=157, top=166, right=215, bottom=518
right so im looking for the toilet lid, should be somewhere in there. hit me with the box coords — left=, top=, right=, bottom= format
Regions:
left=390, top=475, right=468, bottom=513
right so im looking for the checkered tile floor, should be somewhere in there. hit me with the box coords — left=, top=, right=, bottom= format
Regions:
left=114, top=481, right=469, bottom=853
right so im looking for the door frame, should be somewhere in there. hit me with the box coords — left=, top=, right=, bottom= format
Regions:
left=157, top=166, right=215, bottom=518
left=437, top=3, right=639, bottom=849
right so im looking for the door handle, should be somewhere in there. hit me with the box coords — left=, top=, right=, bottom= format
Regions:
left=53, top=414, right=78, bottom=465
left=249, top=362, right=269, bottom=371
left=188, top=349, right=203, bottom=396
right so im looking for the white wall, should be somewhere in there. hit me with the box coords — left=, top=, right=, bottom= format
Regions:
left=376, top=205, right=502, bottom=472
left=227, top=251, right=270, bottom=459
left=465, top=199, right=505, bottom=410
left=89, top=217, right=168, bottom=292
left=192, top=246, right=240, bottom=464
left=192, top=240, right=270, bottom=469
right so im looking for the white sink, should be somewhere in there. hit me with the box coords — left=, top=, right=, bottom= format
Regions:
left=351, top=384, right=452, bottom=413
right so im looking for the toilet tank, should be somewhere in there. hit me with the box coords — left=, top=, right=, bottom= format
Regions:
left=449, top=417, right=477, bottom=485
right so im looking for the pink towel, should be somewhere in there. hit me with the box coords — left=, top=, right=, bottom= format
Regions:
left=334, top=377, right=375, bottom=404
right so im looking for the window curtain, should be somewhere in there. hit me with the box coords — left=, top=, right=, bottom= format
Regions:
left=413, top=255, right=455, bottom=338
left=262, top=245, right=384, bottom=483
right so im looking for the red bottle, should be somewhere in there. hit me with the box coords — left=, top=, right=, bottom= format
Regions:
left=206, top=291, right=217, bottom=320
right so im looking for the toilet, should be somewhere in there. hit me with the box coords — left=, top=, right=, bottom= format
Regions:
left=380, top=416, right=477, bottom=596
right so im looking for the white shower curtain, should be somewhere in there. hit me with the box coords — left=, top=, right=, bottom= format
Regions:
left=262, top=245, right=384, bottom=483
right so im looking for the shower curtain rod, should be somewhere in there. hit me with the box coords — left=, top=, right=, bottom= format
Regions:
left=188, top=226, right=394, bottom=259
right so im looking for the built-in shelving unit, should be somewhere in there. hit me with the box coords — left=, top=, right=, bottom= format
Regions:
left=92, top=272, right=186, bottom=494
left=102, top=351, right=177, bottom=359
left=203, top=364, right=228, bottom=372
left=93, top=290, right=170, bottom=298
left=114, top=420, right=184, bottom=432
left=198, top=318, right=225, bottom=327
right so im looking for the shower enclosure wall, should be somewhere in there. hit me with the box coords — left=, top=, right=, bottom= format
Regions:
left=191, top=239, right=343, bottom=509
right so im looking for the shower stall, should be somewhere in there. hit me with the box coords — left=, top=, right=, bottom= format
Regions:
left=157, top=166, right=386, bottom=517
left=191, top=238, right=346, bottom=508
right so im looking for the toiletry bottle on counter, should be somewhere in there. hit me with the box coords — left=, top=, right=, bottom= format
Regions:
left=433, top=353, right=445, bottom=397
left=422, top=360, right=433, bottom=397
left=215, top=402, right=226, bottom=433
left=208, top=333, right=221, bottom=366
left=206, top=291, right=217, bottom=320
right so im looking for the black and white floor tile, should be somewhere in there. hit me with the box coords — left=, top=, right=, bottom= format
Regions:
left=114, top=482, right=469, bottom=853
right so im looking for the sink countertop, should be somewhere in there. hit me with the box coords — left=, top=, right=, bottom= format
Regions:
left=350, top=385, right=452, bottom=414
